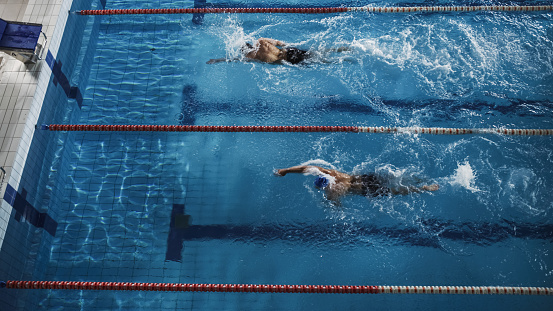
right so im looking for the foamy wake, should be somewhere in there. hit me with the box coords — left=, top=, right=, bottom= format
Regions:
left=349, top=29, right=417, bottom=67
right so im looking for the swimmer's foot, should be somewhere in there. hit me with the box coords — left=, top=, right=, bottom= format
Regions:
left=206, top=58, right=227, bottom=64
left=324, top=46, right=354, bottom=53
left=421, top=184, right=439, bottom=191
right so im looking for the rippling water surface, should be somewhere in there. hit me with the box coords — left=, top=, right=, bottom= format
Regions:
left=38, top=1, right=553, bottom=310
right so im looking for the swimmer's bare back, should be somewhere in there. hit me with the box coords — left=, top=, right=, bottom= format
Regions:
left=207, top=38, right=287, bottom=64
left=245, top=38, right=286, bottom=63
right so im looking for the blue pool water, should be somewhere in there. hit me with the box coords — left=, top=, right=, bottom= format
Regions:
left=1, top=0, right=553, bottom=310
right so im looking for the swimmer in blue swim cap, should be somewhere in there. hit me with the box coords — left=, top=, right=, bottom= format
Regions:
left=314, top=176, right=330, bottom=189
left=275, top=165, right=439, bottom=204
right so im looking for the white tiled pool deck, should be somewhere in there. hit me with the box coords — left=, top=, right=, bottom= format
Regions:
left=0, top=0, right=68, bottom=248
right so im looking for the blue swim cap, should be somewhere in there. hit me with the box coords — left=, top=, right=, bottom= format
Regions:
left=314, top=176, right=330, bottom=189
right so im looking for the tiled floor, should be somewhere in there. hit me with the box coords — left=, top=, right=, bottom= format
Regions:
left=0, top=0, right=65, bottom=247
left=0, top=0, right=28, bottom=22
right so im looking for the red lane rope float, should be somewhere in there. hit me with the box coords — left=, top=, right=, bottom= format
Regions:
left=77, top=7, right=348, bottom=15
left=45, top=124, right=360, bottom=133
left=43, top=124, right=553, bottom=136
left=1, top=281, right=379, bottom=293
left=2, top=281, right=552, bottom=295
left=77, top=5, right=553, bottom=15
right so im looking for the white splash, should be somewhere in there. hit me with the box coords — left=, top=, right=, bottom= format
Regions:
left=449, top=161, right=479, bottom=192
left=301, top=159, right=338, bottom=170
left=215, top=17, right=255, bottom=61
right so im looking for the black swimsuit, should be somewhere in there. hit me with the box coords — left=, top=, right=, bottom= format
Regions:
left=284, top=47, right=310, bottom=64
left=359, top=174, right=390, bottom=197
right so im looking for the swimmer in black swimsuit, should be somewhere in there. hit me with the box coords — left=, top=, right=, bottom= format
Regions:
left=207, top=38, right=349, bottom=64
left=283, top=47, right=311, bottom=64
left=275, top=165, right=439, bottom=204
left=355, top=174, right=391, bottom=197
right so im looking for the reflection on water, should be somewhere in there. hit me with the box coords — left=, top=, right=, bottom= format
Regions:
left=37, top=7, right=553, bottom=310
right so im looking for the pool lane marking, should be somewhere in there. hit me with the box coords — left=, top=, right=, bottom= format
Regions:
left=41, top=124, right=553, bottom=136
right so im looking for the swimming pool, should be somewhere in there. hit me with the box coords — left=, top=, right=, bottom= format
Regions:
left=1, top=0, right=552, bottom=309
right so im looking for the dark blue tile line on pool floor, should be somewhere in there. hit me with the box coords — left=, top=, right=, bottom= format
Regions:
left=180, top=84, right=553, bottom=125
left=176, top=221, right=553, bottom=249
left=45, top=50, right=83, bottom=108
left=3, top=184, right=57, bottom=236
left=193, top=0, right=206, bottom=24
left=166, top=203, right=191, bottom=262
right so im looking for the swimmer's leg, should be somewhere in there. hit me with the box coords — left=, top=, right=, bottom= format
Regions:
left=421, top=184, right=439, bottom=192
left=312, top=47, right=356, bottom=64
left=391, top=184, right=439, bottom=195
left=335, top=46, right=353, bottom=52
left=322, top=46, right=354, bottom=53
left=207, top=58, right=228, bottom=64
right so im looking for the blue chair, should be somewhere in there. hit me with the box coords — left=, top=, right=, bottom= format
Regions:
left=0, top=18, right=47, bottom=64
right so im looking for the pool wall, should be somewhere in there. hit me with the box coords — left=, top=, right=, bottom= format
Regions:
left=0, top=0, right=104, bottom=308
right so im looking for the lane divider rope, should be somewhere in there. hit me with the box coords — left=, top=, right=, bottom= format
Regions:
left=1, top=281, right=551, bottom=295
left=41, top=124, right=553, bottom=136
left=77, top=5, right=553, bottom=15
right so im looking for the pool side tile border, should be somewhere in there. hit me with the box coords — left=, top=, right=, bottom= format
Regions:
left=0, top=0, right=72, bottom=249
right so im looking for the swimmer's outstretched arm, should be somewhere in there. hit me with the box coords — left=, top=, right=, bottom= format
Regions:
left=275, top=165, right=333, bottom=176
left=207, top=58, right=229, bottom=64
left=207, top=57, right=243, bottom=64
left=207, top=57, right=264, bottom=64
left=275, top=165, right=305, bottom=176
